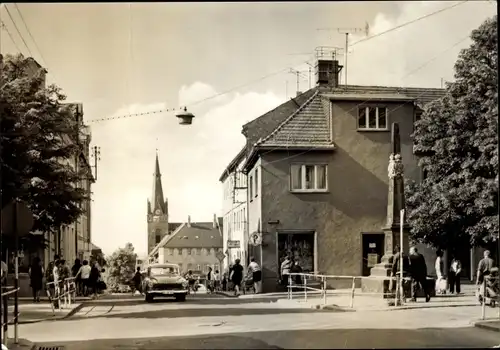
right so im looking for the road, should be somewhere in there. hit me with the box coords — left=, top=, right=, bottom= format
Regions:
left=17, top=293, right=500, bottom=349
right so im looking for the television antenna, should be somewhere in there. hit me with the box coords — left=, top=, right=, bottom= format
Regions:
left=317, top=23, right=370, bottom=85
left=288, top=68, right=309, bottom=95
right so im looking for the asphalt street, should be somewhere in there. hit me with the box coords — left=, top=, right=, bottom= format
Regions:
left=17, top=293, right=500, bottom=349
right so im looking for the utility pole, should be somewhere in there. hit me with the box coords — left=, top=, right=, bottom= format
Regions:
left=317, top=23, right=369, bottom=85
left=92, top=146, right=101, bottom=181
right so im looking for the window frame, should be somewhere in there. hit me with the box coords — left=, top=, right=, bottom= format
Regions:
left=289, top=164, right=329, bottom=193
left=254, top=168, right=259, bottom=198
left=357, top=106, right=389, bottom=131
left=249, top=175, right=254, bottom=200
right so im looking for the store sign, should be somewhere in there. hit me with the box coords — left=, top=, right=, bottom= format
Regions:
left=227, top=240, right=240, bottom=249
left=368, top=243, right=376, bottom=248
left=367, top=253, right=379, bottom=268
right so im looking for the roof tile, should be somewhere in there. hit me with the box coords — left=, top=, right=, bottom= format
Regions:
left=164, top=222, right=223, bottom=249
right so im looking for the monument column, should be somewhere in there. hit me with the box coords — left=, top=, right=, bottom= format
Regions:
left=362, top=123, right=410, bottom=294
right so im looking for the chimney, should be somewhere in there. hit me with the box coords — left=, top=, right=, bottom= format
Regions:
left=315, top=59, right=343, bottom=88
left=296, top=91, right=303, bottom=97
left=187, top=215, right=191, bottom=227
left=213, top=214, right=218, bottom=229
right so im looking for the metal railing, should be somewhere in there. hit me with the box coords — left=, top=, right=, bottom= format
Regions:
left=45, top=277, right=77, bottom=314
left=1, top=286, right=20, bottom=346
left=479, top=275, right=499, bottom=320
left=287, top=272, right=414, bottom=308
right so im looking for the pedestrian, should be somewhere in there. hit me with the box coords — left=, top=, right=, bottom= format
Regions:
left=476, top=250, right=495, bottom=287
left=1, top=256, right=8, bottom=287
left=448, top=255, right=462, bottom=294
left=185, top=270, right=196, bottom=293
left=230, top=259, right=244, bottom=296
left=89, top=261, right=101, bottom=299
left=248, top=257, right=262, bottom=294
left=280, top=254, right=293, bottom=288
left=214, top=269, right=221, bottom=291
left=390, top=245, right=410, bottom=298
left=222, top=272, right=227, bottom=292
left=408, top=246, right=431, bottom=302
left=206, top=267, right=214, bottom=293
left=132, top=266, right=142, bottom=295
left=45, top=254, right=60, bottom=296
left=76, top=260, right=91, bottom=296
left=72, top=259, right=82, bottom=296
left=435, top=250, right=446, bottom=295
left=52, top=259, right=62, bottom=307
left=290, top=261, right=303, bottom=286
left=28, top=257, right=44, bottom=303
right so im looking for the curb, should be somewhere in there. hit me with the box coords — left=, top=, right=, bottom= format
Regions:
left=474, top=322, right=500, bottom=333
left=215, top=292, right=239, bottom=298
left=11, top=303, right=85, bottom=325
left=311, top=302, right=479, bottom=312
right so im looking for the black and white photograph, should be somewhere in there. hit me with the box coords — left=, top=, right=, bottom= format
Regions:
left=0, top=1, right=499, bottom=349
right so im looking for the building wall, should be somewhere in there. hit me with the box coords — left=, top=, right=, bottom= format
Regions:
left=147, top=214, right=170, bottom=255
left=247, top=158, right=262, bottom=272
left=160, top=247, right=223, bottom=274
left=255, top=100, right=422, bottom=292
left=221, top=159, right=248, bottom=271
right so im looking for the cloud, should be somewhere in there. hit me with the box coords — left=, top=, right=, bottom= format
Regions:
left=90, top=83, right=283, bottom=256
left=344, top=1, right=496, bottom=87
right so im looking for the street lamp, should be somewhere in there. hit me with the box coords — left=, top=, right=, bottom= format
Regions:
left=175, top=107, right=195, bottom=125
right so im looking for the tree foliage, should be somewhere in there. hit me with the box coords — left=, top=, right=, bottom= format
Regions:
left=106, top=243, right=137, bottom=289
left=406, top=16, right=498, bottom=250
left=0, top=54, right=89, bottom=235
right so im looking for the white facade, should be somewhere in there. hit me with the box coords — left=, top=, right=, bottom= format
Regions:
left=221, top=155, right=248, bottom=272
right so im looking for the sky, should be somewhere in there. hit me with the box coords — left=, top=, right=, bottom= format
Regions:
left=0, top=1, right=496, bottom=257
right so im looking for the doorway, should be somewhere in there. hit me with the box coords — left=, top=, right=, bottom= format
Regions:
left=362, top=233, right=385, bottom=276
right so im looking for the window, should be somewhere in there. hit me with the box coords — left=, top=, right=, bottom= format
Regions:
left=196, top=264, right=201, bottom=271
left=168, top=248, right=173, bottom=255
left=358, top=106, right=388, bottom=130
left=290, top=164, right=328, bottom=192
left=249, top=175, right=253, bottom=199
left=155, top=235, right=161, bottom=244
left=187, top=263, right=193, bottom=271
left=183, top=248, right=188, bottom=255
left=254, top=169, right=258, bottom=197
left=178, top=263, right=183, bottom=271
left=210, top=248, right=215, bottom=255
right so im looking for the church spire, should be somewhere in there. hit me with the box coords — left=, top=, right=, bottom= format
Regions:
left=151, top=151, right=166, bottom=214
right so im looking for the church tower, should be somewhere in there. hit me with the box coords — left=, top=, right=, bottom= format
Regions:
left=147, top=152, right=169, bottom=254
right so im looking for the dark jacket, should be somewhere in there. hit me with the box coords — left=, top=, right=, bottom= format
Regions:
left=391, top=252, right=410, bottom=275
left=409, top=253, right=428, bottom=279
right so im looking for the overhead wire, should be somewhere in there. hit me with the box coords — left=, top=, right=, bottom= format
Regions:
left=87, top=0, right=471, bottom=125
left=350, top=1, right=469, bottom=47
left=0, top=20, right=22, bottom=53
left=4, top=4, right=33, bottom=58
left=13, top=4, right=47, bottom=67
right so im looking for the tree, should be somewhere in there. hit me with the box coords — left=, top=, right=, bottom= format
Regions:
left=106, top=243, right=137, bottom=290
left=406, top=16, right=498, bottom=250
left=0, top=54, right=89, bottom=237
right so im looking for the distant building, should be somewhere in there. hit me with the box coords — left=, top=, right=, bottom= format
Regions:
left=148, top=215, right=223, bottom=275
left=219, top=147, right=248, bottom=272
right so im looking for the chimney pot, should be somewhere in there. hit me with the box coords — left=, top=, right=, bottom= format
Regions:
left=187, top=215, right=191, bottom=227
left=315, top=59, right=342, bottom=88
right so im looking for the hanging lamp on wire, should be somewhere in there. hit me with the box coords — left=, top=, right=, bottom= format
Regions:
left=176, top=107, right=195, bottom=125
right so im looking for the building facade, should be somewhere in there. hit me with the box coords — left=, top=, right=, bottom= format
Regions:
left=224, top=58, right=454, bottom=292
left=220, top=147, right=248, bottom=272
left=148, top=215, right=224, bottom=275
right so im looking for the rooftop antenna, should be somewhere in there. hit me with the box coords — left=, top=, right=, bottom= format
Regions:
left=288, top=68, right=308, bottom=96
left=317, top=22, right=369, bottom=85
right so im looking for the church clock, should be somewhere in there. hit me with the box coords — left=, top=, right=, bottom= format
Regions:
left=155, top=209, right=161, bottom=216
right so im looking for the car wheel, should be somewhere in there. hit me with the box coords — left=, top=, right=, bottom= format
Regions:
left=145, top=293, right=154, bottom=303
left=175, top=294, right=186, bottom=302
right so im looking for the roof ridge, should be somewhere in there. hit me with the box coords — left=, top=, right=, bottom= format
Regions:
left=148, top=222, right=186, bottom=257
left=256, top=90, right=320, bottom=146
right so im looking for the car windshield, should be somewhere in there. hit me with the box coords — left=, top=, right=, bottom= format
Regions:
left=150, top=266, right=179, bottom=276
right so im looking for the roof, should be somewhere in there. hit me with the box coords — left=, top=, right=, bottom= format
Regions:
left=240, top=83, right=446, bottom=172
left=165, top=221, right=223, bottom=249
left=218, top=145, right=247, bottom=182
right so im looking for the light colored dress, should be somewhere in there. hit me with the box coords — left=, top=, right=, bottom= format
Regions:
left=435, top=256, right=446, bottom=294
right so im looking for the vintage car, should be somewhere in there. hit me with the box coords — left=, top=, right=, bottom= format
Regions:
left=142, top=263, right=189, bottom=302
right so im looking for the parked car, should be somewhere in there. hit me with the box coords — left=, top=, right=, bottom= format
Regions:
left=142, top=263, right=189, bottom=302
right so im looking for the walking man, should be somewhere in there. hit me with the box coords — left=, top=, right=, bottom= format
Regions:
left=248, top=257, right=262, bottom=294
left=409, top=246, right=431, bottom=302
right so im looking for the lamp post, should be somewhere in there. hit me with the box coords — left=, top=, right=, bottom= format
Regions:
left=175, top=107, right=195, bottom=125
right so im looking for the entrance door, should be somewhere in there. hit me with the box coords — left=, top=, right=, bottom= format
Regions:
left=362, top=233, right=385, bottom=276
